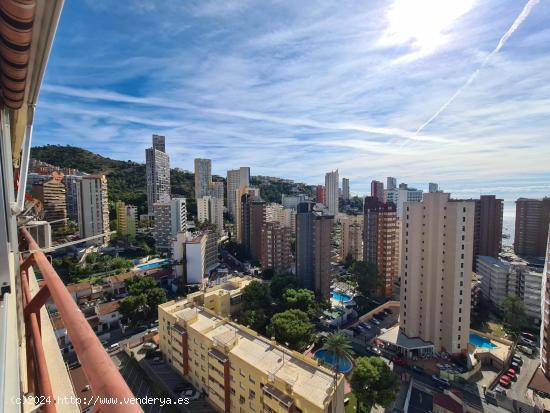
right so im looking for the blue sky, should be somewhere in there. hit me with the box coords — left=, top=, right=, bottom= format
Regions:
left=34, top=0, right=549, bottom=227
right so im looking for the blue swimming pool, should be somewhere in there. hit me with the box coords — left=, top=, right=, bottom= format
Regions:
left=469, top=333, right=497, bottom=349
left=314, top=349, right=353, bottom=373
left=137, top=259, right=169, bottom=270
left=331, top=291, right=352, bottom=302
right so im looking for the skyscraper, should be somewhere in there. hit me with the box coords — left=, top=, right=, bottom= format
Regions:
left=197, top=196, right=224, bottom=234
left=472, top=195, right=503, bottom=270
left=64, top=174, right=80, bottom=222
left=384, top=184, right=424, bottom=218
left=514, top=198, right=550, bottom=257
left=325, top=170, right=339, bottom=215
left=387, top=177, right=397, bottom=190
left=146, top=135, right=170, bottom=213
left=241, top=194, right=266, bottom=261
left=429, top=182, right=439, bottom=193
left=153, top=198, right=187, bottom=252
left=399, top=192, right=474, bottom=354
left=342, top=178, right=350, bottom=200
left=261, top=222, right=292, bottom=275
left=315, top=185, right=326, bottom=205
left=296, top=202, right=333, bottom=299
left=370, top=180, right=384, bottom=203
left=226, top=167, right=250, bottom=221
left=194, top=158, right=212, bottom=199
left=116, top=201, right=137, bottom=238
left=540, top=224, right=550, bottom=378
left=363, top=197, right=398, bottom=297
left=235, top=187, right=260, bottom=243
left=31, top=171, right=67, bottom=230
left=76, top=175, right=110, bottom=246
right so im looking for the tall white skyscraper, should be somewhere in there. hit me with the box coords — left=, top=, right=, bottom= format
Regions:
left=194, top=159, right=212, bottom=199
left=387, top=177, right=397, bottom=190
left=153, top=198, right=187, bottom=252
left=342, top=178, right=350, bottom=200
left=226, top=167, right=250, bottom=220
left=400, top=192, right=475, bottom=354
left=324, top=170, right=339, bottom=215
left=76, top=175, right=110, bottom=246
left=146, top=135, right=170, bottom=213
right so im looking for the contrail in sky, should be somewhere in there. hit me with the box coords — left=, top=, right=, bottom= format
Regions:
left=415, top=0, right=540, bottom=134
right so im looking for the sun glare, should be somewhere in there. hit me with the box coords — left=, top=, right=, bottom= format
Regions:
left=384, top=0, right=476, bottom=61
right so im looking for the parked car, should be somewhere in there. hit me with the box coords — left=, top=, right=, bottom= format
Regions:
left=181, top=389, right=201, bottom=400
left=505, top=370, right=516, bottom=381
left=495, top=386, right=507, bottom=396
left=517, top=345, right=534, bottom=355
left=151, top=357, right=164, bottom=365
left=432, top=375, right=450, bottom=387
left=108, top=343, right=120, bottom=352
left=133, top=325, right=148, bottom=334
left=384, top=309, right=393, bottom=315
left=371, top=318, right=381, bottom=326
left=520, top=337, right=536, bottom=347
left=499, top=377, right=511, bottom=388
left=359, top=322, right=371, bottom=330
left=521, top=332, right=536, bottom=341
left=142, top=342, right=157, bottom=350
left=511, top=361, right=521, bottom=373
left=512, top=356, right=523, bottom=366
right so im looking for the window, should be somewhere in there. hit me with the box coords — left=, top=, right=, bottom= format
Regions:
left=249, top=390, right=256, bottom=399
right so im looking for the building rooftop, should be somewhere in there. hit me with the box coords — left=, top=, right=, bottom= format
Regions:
left=172, top=305, right=337, bottom=408
left=66, top=282, right=92, bottom=293
left=69, top=366, right=96, bottom=411
left=96, top=300, right=121, bottom=316
left=377, top=325, right=434, bottom=350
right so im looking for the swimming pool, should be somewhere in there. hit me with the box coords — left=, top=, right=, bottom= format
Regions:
left=137, top=259, right=169, bottom=270
left=314, top=349, right=353, bottom=373
left=331, top=291, right=352, bottom=302
left=469, top=333, right=497, bottom=349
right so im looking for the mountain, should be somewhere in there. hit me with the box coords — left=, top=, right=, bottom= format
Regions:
left=30, top=145, right=317, bottom=216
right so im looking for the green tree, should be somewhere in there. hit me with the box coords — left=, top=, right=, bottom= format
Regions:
left=241, top=309, right=268, bottom=333
left=343, top=253, right=355, bottom=269
left=242, top=281, right=271, bottom=311
left=146, top=288, right=167, bottom=319
left=282, top=288, right=317, bottom=318
left=351, top=357, right=398, bottom=412
left=502, top=294, right=527, bottom=335
left=322, top=332, right=353, bottom=406
left=124, top=276, right=167, bottom=321
left=350, top=261, right=379, bottom=297
left=267, top=309, right=314, bottom=351
left=269, top=273, right=298, bottom=302
left=119, top=294, right=147, bottom=326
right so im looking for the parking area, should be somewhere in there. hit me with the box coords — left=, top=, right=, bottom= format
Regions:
left=505, top=350, right=540, bottom=402
left=346, top=310, right=399, bottom=353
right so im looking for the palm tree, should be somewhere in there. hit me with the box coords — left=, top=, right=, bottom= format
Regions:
left=322, top=332, right=353, bottom=406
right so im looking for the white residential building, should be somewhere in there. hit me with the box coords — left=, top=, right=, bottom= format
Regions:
left=146, top=134, right=170, bottom=213
left=226, top=167, right=250, bottom=221
left=76, top=175, right=110, bottom=246
left=153, top=198, right=187, bottom=252
left=400, top=192, right=474, bottom=354
left=384, top=185, right=424, bottom=218
left=197, top=196, right=224, bottom=234
left=172, top=231, right=218, bottom=284
left=325, top=170, right=339, bottom=215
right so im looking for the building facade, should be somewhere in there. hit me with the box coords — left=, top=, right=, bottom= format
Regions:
left=341, top=215, right=363, bottom=262
left=370, top=180, right=384, bottom=203
left=158, top=303, right=344, bottom=413
left=115, top=201, right=137, bottom=238
left=325, top=170, right=339, bottom=215
left=146, top=134, right=170, bottom=213
left=514, top=198, right=550, bottom=257
left=173, top=230, right=218, bottom=284
left=197, top=196, right=224, bottom=235
left=540, top=225, right=550, bottom=378
left=241, top=195, right=266, bottom=261
left=261, top=222, right=292, bottom=275
left=226, top=167, right=250, bottom=221
left=399, top=192, right=474, bottom=354
left=76, top=175, right=110, bottom=246
left=194, top=158, right=212, bottom=199
left=153, top=198, right=187, bottom=252
left=31, top=171, right=67, bottom=230
left=472, top=195, right=503, bottom=270
left=341, top=178, right=350, bottom=200
left=296, top=202, right=334, bottom=299
left=64, top=174, right=80, bottom=222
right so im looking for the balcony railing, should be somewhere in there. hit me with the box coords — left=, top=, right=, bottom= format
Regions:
left=20, top=227, right=143, bottom=413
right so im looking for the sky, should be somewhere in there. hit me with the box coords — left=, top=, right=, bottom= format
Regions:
left=34, top=0, right=550, bottom=233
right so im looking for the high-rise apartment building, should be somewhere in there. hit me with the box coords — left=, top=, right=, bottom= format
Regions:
left=514, top=198, right=550, bottom=257
left=341, top=215, right=363, bottom=262
left=27, top=221, right=52, bottom=249
left=315, top=185, right=326, bottom=204
left=472, top=195, right=503, bottom=270
left=172, top=230, right=218, bottom=284
left=296, top=202, right=334, bottom=299
left=429, top=183, right=439, bottom=193
left=146, top=134, right=170, bottom=212
left=158, top=302, right=344, bottom=413
left=399, top=192, right=474, bottom=354
left=115, top=201, right=137, bottom=238
left=387, top=177, right=397, bottom=190
left=363, top=197, right=398, bottom=297
left=194, top=158, right=212, bottom=199
left=370, top=180, right=384, bottom=203
left=384, top=184, right=424, bottom=218
left=261, top=222, right=292, bottom=275
left=31, top=171, right=67, bottom=230
left=76, top=175, right=110, bottom=246
left=64, top=174, right=80, bottom=222
left=226, top=167, right=250, bottom=220
left=235, top=187, right=260, bottom=243
left=209, top=181, right=224, bottom=199
left=266, top=203, right=296, bottom=235
left=153, top=198, right=187, bottom=252
left=197, top=196, right=224, bottom=234
left=241, top=194, right=266, bottom=261
left=342, top=178, right=350, bottom=200
left=540, top=225, right=550, bottom=378
left=325, top=170, right=339, bottom=215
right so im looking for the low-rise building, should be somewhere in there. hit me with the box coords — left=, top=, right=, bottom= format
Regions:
left=173, top=230, right=219, bottom=285
left=158, top=302, right=344, bottom=413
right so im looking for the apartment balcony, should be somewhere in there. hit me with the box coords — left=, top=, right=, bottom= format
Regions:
left=14, top=228, right=142, bottom=413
